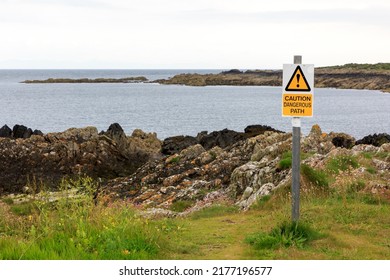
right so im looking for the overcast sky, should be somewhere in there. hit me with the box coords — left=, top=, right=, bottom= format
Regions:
left=1, top=0, right=389, bottom=69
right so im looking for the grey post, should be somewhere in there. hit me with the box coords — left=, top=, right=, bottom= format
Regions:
left=292, top=55, right=302, bottom=222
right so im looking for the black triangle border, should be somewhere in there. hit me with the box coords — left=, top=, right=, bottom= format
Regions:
left=285, top=65, right=311, bottom=92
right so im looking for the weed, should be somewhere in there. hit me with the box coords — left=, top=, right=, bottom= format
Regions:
left=209, top=151, right=217, bottom=161
left=301, top=164, right=329, bottom=188
left=366, top=167, right=377, bottom=174
left=2, top=198, right=14, bottom=205
left=347, top=181, right=366, bottom=194
left=10, top=202, right=38, bottom=216
left=170, top=157, right=180, bottom=164
left=170, top=200, right=194, bottom=212
left=278, top=151, right=292, bottom=170
left=190, top=204, right=238, bottom=220
left=246, top=221, right=320, bottom=249
left=326, top=155, right=359, bottom=174
left=251, top=195, right=271, bottom=210
left=362, top=152, right=373, bottom=159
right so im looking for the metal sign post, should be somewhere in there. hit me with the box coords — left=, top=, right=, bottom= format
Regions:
left=292, top=55, right=301, bottom=222
left=282, top=55, right=314, bottom=222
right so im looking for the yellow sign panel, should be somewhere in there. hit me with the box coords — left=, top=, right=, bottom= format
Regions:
left=282, top=93, right=313, bottom=117
left=285, top=65, right=311, bottom=92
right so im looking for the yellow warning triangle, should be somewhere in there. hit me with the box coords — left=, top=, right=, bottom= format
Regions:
left=285, top=65, right=311, bottom=91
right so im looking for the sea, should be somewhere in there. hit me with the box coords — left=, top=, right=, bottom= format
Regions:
left=0, top=69, right=389, bottom=140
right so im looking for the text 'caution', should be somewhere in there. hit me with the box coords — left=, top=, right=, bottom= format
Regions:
left=282, top=93, right=313, bottom=117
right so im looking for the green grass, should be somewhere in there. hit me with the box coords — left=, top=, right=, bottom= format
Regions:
left=321, top=63, right=390, bottom=71
left=0, top=177, right=176, bottom=260
left=326, top=155, right=359, bottom=174
left=1, top=174, right=389, bottom=260
left=245, top=221, right=321, bottom=249
left=10, top=202, right=38, bottom=216
left=251, top=195, right=271, bottom=210
left=278, top=151, right=292, bottom=170
left=301, top=164, right=329, bottom=188
left=190, top=204, right=239, bottom=220
left=170, top=200, right=194, bottom=212
left=278, top=151, right=315, bottom=171
left=2, top=197, right=14, bottom=205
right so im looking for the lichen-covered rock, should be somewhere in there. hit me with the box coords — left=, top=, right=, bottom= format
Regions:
left=302, top=124, right=335, bottom=154
left=0, top=124, right=161, bottom=194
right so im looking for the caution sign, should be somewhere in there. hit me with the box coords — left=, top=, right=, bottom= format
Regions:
left=285, top=65, right=311, bottom=91
left=282, top=93, right=313, bottom=117
left=282, top=64, right=314, bottom=117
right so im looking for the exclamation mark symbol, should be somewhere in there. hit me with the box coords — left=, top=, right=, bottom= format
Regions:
left=296, top=74, right=300, bottom=88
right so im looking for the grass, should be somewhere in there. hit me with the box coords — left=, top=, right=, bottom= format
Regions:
left=326, top=155, right=359, bottom=174
left=190, top=204, right=239, bottom=220
left=278, top=151, right=315, bottom=170
left=0, top=176, right=176, bottom=260
left=278, top=151, right=292, bottom=170
left=245, top=221, right=321, bottom=249
left=1, top=171, right=389, bottom=260
left=301, top=164, right=329, bottom=188
left=170, top=200, right=194, bottom=212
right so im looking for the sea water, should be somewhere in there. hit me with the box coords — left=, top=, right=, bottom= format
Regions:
left=0, top=69, right=389, bottom=139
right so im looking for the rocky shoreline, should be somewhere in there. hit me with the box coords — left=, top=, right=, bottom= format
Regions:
left=1, top=123, right=389, bottom=215
left=155, top=66, right=390, bottom=92
left=20, top=63, right=390, bottom=92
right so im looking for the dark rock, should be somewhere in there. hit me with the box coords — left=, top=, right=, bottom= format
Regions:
left=356, top=133, right=390, bottom=147
left=0, top=125, right=12, bottom=138
left=104, top=123, right=128, bottom=150
left=23, top=128, right=33, bottom=139
left=332, top=135, right=355, bottom=149
left=221, top=69, right=243, bottom=74
left=162, top=135, right=198, bottom=155
left=12, top=124, right=29, bottom=139
left=199, top=129, right=246, bottom=150
left=196, top=131, right=208, bottom=141
left=32, top=129, right=43, bottom=136
left=244, top=125, right=284, bottom=138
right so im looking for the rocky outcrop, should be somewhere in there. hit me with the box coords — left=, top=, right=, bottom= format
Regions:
left=154, top=64, right=390, bottom=92
left=162, top=136, right=198, bottom=155
left=331, top=133, right=355, bottom=149
left=0, top=125, right=12, bottom=138
left=198, top=129, right=246, bottom=150
left=161, top=125, right=284, bottom=155
left=101, top=130, right=292, bottom=210
left=0, top=124, right=43, bottom=139
left=356, top=133, right=390, bottom=147
left=100, top=123, right=390, bottom=214
left=0, top=124, right=161, bottom=194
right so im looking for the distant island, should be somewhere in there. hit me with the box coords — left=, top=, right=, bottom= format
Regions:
left=22, top=63, right=390, bottom=92
left=23, top=76, right=147, bottom=83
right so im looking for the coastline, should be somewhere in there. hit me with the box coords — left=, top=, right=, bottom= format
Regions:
left=20, top=63, right=390, bottom=93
